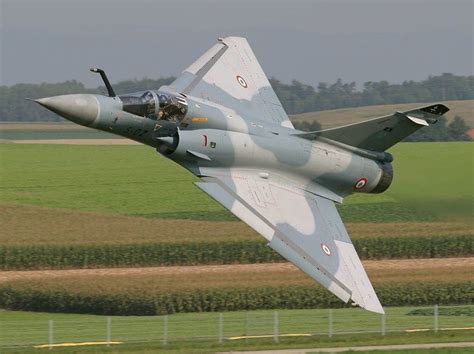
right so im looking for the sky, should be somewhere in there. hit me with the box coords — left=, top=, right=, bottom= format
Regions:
left=1, top=0, right=473, bottom=88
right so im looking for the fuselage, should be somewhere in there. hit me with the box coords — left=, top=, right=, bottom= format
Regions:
left=36, top=90, right=393, bottom=202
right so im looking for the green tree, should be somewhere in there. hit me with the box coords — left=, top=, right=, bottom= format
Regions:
left=447, top=116, right=470, bottom=141
left=404, top=116, right=451, bottom=142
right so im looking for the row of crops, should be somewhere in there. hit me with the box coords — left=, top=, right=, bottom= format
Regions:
left=0, top=281, right=471, bottom=316
left=0, top=234, right=472, bottom=270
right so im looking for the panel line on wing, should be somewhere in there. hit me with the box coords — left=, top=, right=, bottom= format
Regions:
left=274, top=230, right=352, bottom=295
left=201, top=176, right=277, bottom=232
left=171, top=37, right=293, bottom=128
left=205, top=173, right=352, bottom=295
left=182, top=44, right=228, bottom=95
left=196, top=169, right=383, bottom=313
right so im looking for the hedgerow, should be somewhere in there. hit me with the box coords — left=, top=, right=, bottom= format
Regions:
left=0, top=282, right=471, bottom=316
left=0, top=234, right=472, bottom=270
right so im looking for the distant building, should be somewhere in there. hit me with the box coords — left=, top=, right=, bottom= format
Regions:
left=467, top=128, right=474, bottom=140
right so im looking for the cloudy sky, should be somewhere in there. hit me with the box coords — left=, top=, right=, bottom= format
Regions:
left=1, top=0, right=472, bottom=87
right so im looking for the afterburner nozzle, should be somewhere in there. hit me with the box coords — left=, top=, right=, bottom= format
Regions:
left=35, top=94, right=99, bottom=126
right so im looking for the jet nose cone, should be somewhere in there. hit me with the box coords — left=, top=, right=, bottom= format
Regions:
left=35, top=94, right=99, bottom=126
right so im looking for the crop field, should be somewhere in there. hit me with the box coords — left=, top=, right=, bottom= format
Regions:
left=0, top=139, right=472, bottom=350
left=0, top=141, right=472, bottom=269
left=1, top=234, right=472, bottom=270
left=291, top=99, right=474, bottom=129
left=0, top=259, right=472, bottom=315
left=1, top=204, right=472, bottom=270
left=2, top=203, right=472, bottom=245
left=1, top=142, right=472, bottom=222
left=1, top=258, right=472, bottom=291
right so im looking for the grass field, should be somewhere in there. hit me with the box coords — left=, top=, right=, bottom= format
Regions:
left=0, top=142, right=472, bottom=270
left=1, top=120, right=473, bottom=353
left=0, top=144, right=224, bottom=219
left=1, top=142, right=472, bottom=222
left=0, top=306, right=473, bottom=352
left=1, top=203, right=472, bottom=245
left=291, top=100, right=474, bottom=129
left=3, top=336, right=474, bottom=354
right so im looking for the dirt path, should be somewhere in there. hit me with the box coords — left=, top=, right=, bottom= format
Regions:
left=10, top=139, right=139, bottom=145
left=0, top=257, right=472, bottom=283
left=0, top=123, right=84, bottom=130
left=216, top=342, right=474, bottom=354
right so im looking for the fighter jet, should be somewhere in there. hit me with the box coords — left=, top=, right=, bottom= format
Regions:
left=35, top=36, right=449, bottom=314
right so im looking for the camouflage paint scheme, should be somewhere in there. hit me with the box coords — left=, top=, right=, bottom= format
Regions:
left=35, top=37, right=449, bottom=314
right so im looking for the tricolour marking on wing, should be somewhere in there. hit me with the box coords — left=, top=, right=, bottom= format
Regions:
left=354, top=177, right=368, bottom=190
left=236, top=75, right=248, bottom=88
left=321, top=243, right=332, bottom=256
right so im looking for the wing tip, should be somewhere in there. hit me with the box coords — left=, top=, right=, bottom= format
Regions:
left=352, top=298, right=385, bottom=314
left=349, top=285, right=385, bottom=314
left=365, top=304, right=385, bottom=315
left=419, top=103, right=450, bottom=116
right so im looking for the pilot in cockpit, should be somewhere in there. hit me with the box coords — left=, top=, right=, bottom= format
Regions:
left=120, top=91, right=187, bottom=123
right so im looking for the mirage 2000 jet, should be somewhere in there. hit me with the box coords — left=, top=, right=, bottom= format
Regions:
left=35, top=37, right=449, bottom=314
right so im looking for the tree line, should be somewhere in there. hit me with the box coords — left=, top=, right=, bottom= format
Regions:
left=271, top=73, right=474, bottom=113
left=1, top=73, right=472, bottom=141
left=0, top=77, right=175, bottom=123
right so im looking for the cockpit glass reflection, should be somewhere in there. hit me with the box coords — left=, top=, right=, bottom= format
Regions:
left=119, top=91, right=187, bottom=122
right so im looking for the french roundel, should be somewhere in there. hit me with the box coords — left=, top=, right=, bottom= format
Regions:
left=236, top=75, right=248, bottom=88
left=354, top=177, right=368, bottom=190
left=320, top=243, right=331, bottom=256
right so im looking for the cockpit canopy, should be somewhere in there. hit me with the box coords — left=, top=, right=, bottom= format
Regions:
left=119, top=91, right=188, bottom=122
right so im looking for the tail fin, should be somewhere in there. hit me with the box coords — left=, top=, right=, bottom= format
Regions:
left=293, top=104, right=449, bottom=151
